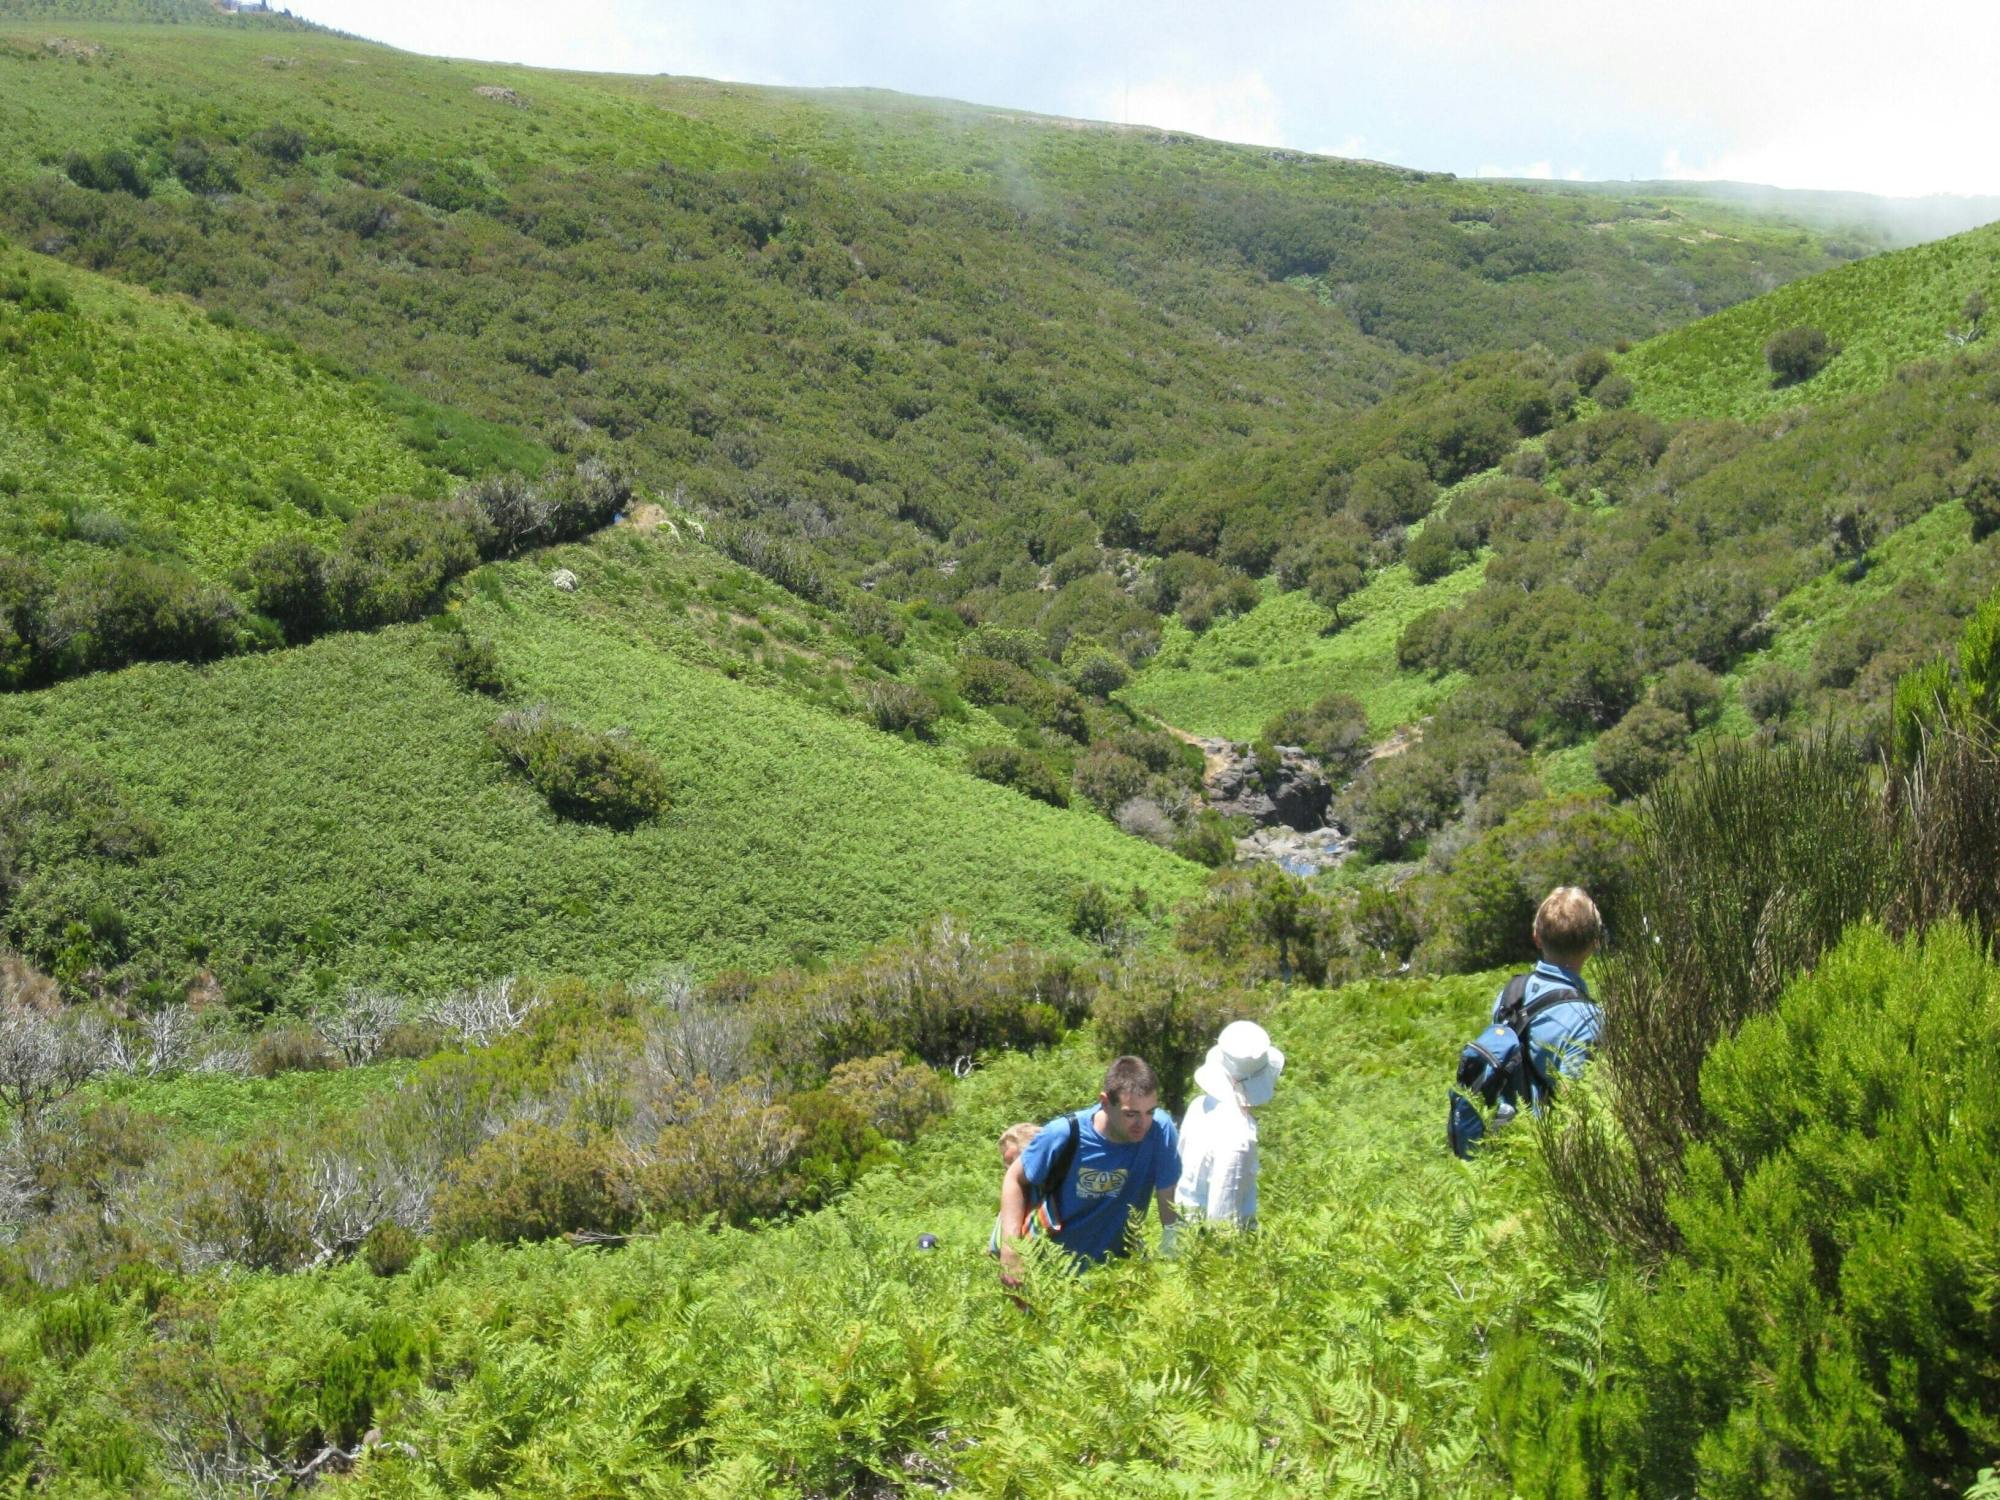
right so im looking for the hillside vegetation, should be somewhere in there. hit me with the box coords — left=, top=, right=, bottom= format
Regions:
left=0, top=244, right=534, bottom=585
left=1622, top=218, right=2000, bottom=420
left=0, top=2, right=1885, bottom=607
left=0, top=540, right=1205, bottom=1011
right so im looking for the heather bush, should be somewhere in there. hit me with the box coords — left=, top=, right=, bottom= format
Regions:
left=1171, top=809, right=1238, bottom=868
left=1541, top=735, right=1899, bottom=1261
left=1765, top=322, right=1834, bottom=384
left=239, top=535, right=332, bottom=645
left=864, top=678, right=940, bottom=737
left=248, top=1025, right=340, bottom=1078
left=328, top=495, right=484, bottom=628
left=44, top=557, right=239, bottom=674
left=1502, top=925, right=2000, bottom=1497
left=1591, top=699, right=1688, bottom=797
left=433, top=1120, right=631, bottom=1248
left=1071, top=745, right=1149, bottom=814
left=1263, top=691, right=1371, bottom=779
left=746, top=917, right=1092, bottom=1082
left=489, top=704, right=669, bottom=827
left=823, top=1053, right=951, bottom=1143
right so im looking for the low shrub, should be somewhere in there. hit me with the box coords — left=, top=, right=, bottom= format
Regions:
left=1172, top=809, right=1237, bottom=868
left=865, top=678, right=940, bottom=737
left=45, top=557, right=238, bottom=674
left=329, top=495, right=485, bottom=628
left=439, top=633, right=508, bottom=697
left=966, top=745, right=1068, bottom=807
left=823, top=1053, right=952, bottom=1143
left=489, top=705, right=669, bottom=827
left=746, top=916, right=1092, bottom=1082
left=361, top=1221, right=419, bottom=1277
left=248, top=1025, right=339, bottom=1078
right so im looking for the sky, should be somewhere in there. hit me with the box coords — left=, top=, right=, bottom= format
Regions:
left=288, top=0, right=2000, bottom=199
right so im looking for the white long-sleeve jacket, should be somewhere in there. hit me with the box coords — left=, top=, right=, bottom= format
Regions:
left=1174, top=1091, right=1259, bottom=1227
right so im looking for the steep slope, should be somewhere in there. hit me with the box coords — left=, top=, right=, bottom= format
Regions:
left=0, top=244, right=537, bottom=585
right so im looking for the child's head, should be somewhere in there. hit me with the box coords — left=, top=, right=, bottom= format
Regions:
left=999, top=1122, right=1041, bottom=1166
left=1533, top=886, right=1602, bottom=968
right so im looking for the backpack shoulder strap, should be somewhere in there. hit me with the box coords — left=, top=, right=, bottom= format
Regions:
left=1494, top=971, right=1535, bottom=1025
left=1033, top=1112, right=1082, bottom=1200
left=1512, top=986, right=1584, bottom=1098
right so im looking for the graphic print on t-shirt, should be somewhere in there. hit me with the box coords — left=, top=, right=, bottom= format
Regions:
left=1076, top=1167, right=1129, bottom=1197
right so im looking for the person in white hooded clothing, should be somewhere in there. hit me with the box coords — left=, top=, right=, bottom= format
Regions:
left=1174, top=1020, right=1284, bottom=1229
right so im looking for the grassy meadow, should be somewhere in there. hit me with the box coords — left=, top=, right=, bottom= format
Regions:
left=1124, top=563, right=1480, bottom=741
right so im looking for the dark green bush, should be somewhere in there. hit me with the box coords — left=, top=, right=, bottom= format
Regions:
left=239, top=535, right=332, bottom=645
left=966, top=744, right=1068, bottom=807
left=1651, top=660, right=1722, bottom=733
left=0, top=554, right=52, bottom=689
left=45, top=556, right=238, bottom=674
left=439, top=633, right=508, bottom=697
left=329, top=495, right=484, bottom=628
left=1591, top=700, right=1688, bottom=797
left=489, top=705, right=669, bottom=828
left=1765, top=323, right=1834, bottom=384
left=1071, top=746, right=1149, bottom=814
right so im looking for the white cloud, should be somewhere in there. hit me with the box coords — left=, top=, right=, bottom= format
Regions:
left=1475, top=161, right=1587, bottom=181
left=1090, top=69, right=1285, bottom=147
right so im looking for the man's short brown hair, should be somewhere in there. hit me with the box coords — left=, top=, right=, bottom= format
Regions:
left=1101, top=1055, right=1159, bottom=1106
left=1534, top=886, right=1602, bottom=964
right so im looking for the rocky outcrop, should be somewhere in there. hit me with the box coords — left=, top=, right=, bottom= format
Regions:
left=1198, top=739, right=1330, bottom=831
left=1234, top=825, right=1354, bottom=877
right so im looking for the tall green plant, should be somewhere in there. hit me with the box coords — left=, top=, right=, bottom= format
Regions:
left=1541, top=734, right=1898, bottom=1260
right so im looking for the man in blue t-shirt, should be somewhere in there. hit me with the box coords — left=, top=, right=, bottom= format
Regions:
left=997, top=1055, right=1182, bottom=1286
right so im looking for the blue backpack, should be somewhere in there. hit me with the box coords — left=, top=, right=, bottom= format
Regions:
left=1446, top=972, right=1588, bottom=1159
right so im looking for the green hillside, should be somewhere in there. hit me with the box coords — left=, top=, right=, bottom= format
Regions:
left=0, top=245, right=537, bottom=585
left=0, top=541, right=1203, bottom=1010
left=0, top=3, right=1885, bottom=610
left=1125, top=560, right=1481, bottom=740
left=1622, top=219, right=2000, bottom=421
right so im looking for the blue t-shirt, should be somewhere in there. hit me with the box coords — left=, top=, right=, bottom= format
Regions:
left=1493, top=959, right=1600, bottom=1102
left=1019, top=1106, right=1182, bottom=1264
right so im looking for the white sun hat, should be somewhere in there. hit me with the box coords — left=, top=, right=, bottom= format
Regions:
left=1194, top=1020, right=1285, bottom=1108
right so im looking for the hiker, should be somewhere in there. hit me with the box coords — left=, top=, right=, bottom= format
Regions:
left=1447, top=885, right=1603, bottom=1158
left=997, top=1055, right=1182, bottom=1286
left=1174, top=1020, right=1284, bottom=1230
